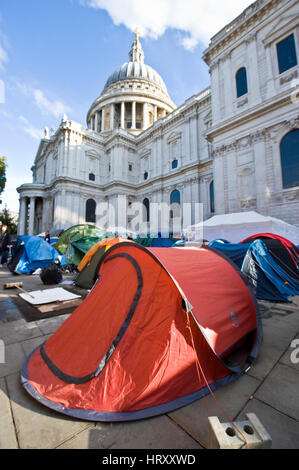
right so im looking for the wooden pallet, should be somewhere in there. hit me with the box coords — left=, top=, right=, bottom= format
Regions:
left=36, top=298, right=82, bottom=313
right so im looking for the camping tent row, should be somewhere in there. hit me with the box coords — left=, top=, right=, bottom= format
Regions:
left=22, top=242, right=262, bottom=422
left=208, top=234, right=299, bottom=303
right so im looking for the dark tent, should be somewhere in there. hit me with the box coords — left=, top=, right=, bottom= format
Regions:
left=241, top=239, right=299, bottom=302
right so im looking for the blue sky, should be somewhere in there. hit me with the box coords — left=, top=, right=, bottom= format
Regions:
left=0, top=0, right=253, bottom=213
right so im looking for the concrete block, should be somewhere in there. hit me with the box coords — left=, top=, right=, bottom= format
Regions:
left=208, top=413, right=272, bottom=449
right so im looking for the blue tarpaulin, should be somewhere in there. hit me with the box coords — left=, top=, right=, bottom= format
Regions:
left=9, top=236, right=60, bottom=274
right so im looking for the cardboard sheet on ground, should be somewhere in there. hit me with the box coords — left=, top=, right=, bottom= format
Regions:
left=19, top=287, right=81, bottom=305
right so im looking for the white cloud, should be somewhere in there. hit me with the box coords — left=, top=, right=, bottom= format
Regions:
left=32, top=89, right=72, bottom=118
left=84, top=0, right=254, bottom=49
left=13, top=80, right=72, bottom=118
left=18, top=115, right=44, bottom=140
left=0, top=32, right=9, bottom=69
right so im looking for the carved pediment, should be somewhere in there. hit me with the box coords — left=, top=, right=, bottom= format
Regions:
left=167, top=131, right=182, bottom=144
left=263, top=12, right=299, bottom=46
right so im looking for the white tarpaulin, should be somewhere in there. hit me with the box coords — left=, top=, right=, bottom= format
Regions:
left=191, top=211, right=299, bottom=244
left=19, top=287, right=81, bottom=305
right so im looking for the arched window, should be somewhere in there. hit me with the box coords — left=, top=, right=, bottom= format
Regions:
left=85, top=199, right=96, bottom=223
left=144, top=171, right=148, bottom=180
left=280, top=130, right=299, bottom=189
left=169, top=189, right=181, bottom=237
left=172, top=159, right=178, bottom=169
left=143, top=198, right=150, bottom=222
left=89, top=172, right=95, bottom=181
left=170, top=189, right=180, bottom=219
left=209, top=181, right=215, bottom=213
left=236, top=67, right=248, bottom=98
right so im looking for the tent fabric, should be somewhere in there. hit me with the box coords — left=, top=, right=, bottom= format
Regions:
left=22, top=242, right=262, bottom=422
left=54, top=224, right=108, bottom=266
left=75, top=237, right=132, bottom=289
left=241, top=239, right=299, bottom=302
left=190, top=211, right=299, bottom=244
left=7, top=236, right=60, bottom=274
left=241, top=233, right=299, bottom=269
left=208, top=239, right=251, bottom=268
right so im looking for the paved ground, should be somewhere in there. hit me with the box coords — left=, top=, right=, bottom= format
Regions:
left=0, top=266, right=298, bottom=450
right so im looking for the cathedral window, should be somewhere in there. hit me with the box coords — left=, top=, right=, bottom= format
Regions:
left=172, top=159, right=178, bottom=169
left=89, top=172, right=95, bottom=181
left=280, top=130, right=299, bottom=189
left=276, top=34, right=297, bottom=74
left=143, top=198, right=150, bottom=222
left=144, top=171, right=148, bottom=180
left=86, top=198, right=96, bottom=223
left=210, top=181, right=215, bottom=213
left=236, top=67, right=248, bottom=98
left=129, top=164, right=132, bottom=171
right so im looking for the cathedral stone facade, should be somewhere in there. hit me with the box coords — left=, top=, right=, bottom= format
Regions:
left=17, top=0, right=299, bottom=236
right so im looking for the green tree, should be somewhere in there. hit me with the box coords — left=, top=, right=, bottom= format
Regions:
left=0, top=157, right=7, bottom=195
left=0, top=207, right=17, bottom=235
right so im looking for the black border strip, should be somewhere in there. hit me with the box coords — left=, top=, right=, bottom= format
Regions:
left=40, top=252, right=143, bottom=384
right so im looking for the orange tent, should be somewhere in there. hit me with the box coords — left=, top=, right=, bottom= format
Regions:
left=21, top=242, right=262, bottom=421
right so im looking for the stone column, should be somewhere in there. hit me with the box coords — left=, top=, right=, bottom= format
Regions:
left=247, top=35, right=261, bottom=105
left=253, top=135, right=268, bottom=213
left=121, top=102, right=125, bottom=129
left=142, top=102, right=147, bottom=130
left=265, top=44, right=275, bottom=99
left=28, top=196, right=36, bottom=235
left=101, top=108, right=105, bottom=132
left=94, top=112, right=98, bottom=133
left=223, top=54, right=233, bottom=117
left=131, top=101, right=136, bottom=129
left=17, top=197, right=27, bottom=235
left=210, top=60, right=221, bottom=124
left=153, top=105, right=157, bottom=122
left=110, top=103, right=114, bottom=130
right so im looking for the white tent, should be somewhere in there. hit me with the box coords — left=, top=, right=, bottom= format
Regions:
left=191, top=211, right=299, bottom=244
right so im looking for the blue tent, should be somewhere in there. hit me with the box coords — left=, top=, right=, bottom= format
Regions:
left=150, top=238, right=177, bottom=247
left=8, top=236, right=60, bottom=274
left=208, top=239, right=251, bottom=268
left=241, top=239, right=299, bottom=302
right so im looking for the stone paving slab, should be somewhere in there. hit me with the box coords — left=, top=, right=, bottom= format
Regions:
left=58, top=416, right=202, bottom=450
left=280, top=333, right=299, bottom=371
left=20, top=334, right=51, bottom=358
left=0, top=319, right=44, bottom=346
left=5, top=372, right=94, bottom=449
left=236, top=398, right=299, bottom=449
left=247, top=312, right=299, bottom=381
left=0, top=377, right=18, bottom=449
left=35, top=314, right=71, bottom=336
left=168, top=373, right=260, bottom=449
left=0, top=342, right=26, bottom=378
left=254, top=363, right=299, bottom=421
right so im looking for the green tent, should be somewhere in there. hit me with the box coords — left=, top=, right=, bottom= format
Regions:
left=54, top=224, right=108, bottom=265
